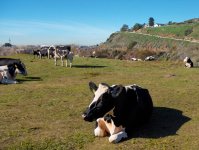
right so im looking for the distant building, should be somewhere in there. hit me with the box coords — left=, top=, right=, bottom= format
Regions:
left=144, top=23, right=165, bottom=28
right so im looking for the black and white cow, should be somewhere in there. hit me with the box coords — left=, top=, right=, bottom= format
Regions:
left=33, top=47, right=48, bottom=59
left=53, top=45, right=73, bottom=68
left=145, top=56, right=155, bottom=61
left=47, top=46, right=55, bottom=59
left=82, top=82, right=153, bottom=143
left=0, top=58, right=27, bottom=84
left=183, top=57, right=193, bottom=68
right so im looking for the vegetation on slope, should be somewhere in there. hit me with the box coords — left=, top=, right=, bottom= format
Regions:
left=140, top=22, right=199, bottom=40
left=100, top=32, right=199, bottom=62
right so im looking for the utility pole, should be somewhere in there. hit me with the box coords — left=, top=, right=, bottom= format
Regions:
left=9, top=37, right=11, bottom=44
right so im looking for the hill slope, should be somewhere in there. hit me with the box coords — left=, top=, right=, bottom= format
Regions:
left=100, top=20, right=199, bottom=62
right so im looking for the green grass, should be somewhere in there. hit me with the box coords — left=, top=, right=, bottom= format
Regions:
left=1, top=54, right=199, bottom=149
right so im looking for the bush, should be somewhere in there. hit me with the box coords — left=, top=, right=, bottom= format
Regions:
left=127, top=41, right=137, bottom=50
left=184, top=28, right=193, bottom=36
left=133, top=50, right=156, bottom=60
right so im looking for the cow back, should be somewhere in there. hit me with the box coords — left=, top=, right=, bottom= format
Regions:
left=0, top=58, right=21, bottom=66
left=113, top=85, right=153, bottom=128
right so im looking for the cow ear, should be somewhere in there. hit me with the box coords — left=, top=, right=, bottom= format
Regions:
left=89, top=81, right=98, bottom=93
left=111, top=85, right=124, bottom=98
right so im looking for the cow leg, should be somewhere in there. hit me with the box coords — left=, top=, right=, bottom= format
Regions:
left=102, top=115, right=128, bottom=143
left=94, top=118, right=109, bottom=137
left=61, top=57, right=64, bottom=66
left=109, top=131, right=128, bottom=143
left=47, top=50, right=50, bottom=59
left=69, top=59, right=72, bottom=68
left=1, top=77, right=18, bottom=84
left=185, top=63, right=191, bottom=68
left=54, top=57, right=57, bottom=66
left=66, top=59, right=68, bottom=67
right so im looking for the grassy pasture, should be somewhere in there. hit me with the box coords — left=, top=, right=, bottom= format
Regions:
left=0, top=54, right=199, bottom=150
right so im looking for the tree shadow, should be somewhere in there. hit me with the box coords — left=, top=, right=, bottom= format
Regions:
left=128, top=107, right=191, bottom=139
left=72, top=65, right=107, bottom=68
left=17, top=76, right=43, bottom=83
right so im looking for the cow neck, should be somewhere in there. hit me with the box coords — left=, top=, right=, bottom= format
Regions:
left=112, top=87, right=126, bottom=127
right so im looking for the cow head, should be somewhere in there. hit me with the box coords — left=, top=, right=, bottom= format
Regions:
left=82, top=81, right=124, bottom=122
left=15, top=61, right=27, bottom=76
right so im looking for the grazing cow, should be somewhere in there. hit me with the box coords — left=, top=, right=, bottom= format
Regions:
left=47, top=46, right=55, bottom=59
left=33, top=50, right=41, bottom=58
left=131, top=57, right=142, bottom=61
left=53, top=45, right=73, bottom=68
left=82, top=82, right=153, bottom=143
left=33, top=47, right=48, bottom=59
left=0, top=58, right=27, bottom=84
left=183, top=57, right=193, bottom=68
left=145, top=56, right=155, bottom=61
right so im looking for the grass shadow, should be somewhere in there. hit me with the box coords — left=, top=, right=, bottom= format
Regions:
left=72, top=65, right=107, bottom=68
left=17, top=76, right=43, bottom=82
left=127, top=106, right=191, bottom=139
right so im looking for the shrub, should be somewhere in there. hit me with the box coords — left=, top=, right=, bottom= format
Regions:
left=134, top=50, right=156, bottom=60
left=184, top=28, right=193, bottom=36
left=127, top=41, right=137, bottom=50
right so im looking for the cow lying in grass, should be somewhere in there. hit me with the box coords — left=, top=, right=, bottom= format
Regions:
left=82, top=82, right=153, bottom=143
left=0, top=58, right=27, bottom=84
left=183, top=57, right=193, bottom=68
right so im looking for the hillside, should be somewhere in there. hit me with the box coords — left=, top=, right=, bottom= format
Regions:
left=140, top=21, right=199, bottom=41
left=99, top=19, right=199, bottom=63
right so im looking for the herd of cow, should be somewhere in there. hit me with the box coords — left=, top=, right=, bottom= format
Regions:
left=33, top=45, right=74, bottom=68
left=0, top=45, right=74, bottom=84
left=0, top=52, right=194, bottom=143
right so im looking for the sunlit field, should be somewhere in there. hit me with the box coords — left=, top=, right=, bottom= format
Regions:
left=0, top=54, right=199, bottom=150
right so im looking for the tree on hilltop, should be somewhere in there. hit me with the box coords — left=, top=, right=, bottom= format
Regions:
left=120, top=24, right=129, bottom=32
left=132, top=23, right=143, bottom=31
left=149, top=17, right=155, bottom=27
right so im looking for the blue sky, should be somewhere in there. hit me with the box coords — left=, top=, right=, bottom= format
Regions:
left=0, top=0, right=198, bottom=46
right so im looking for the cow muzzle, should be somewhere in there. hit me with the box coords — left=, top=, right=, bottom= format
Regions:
left=82, top=109, right=94, bottom=122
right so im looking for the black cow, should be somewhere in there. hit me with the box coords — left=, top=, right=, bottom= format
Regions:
left=33, top=48, right=48, bottom=59
left=82, top=82, right=153, bottom=143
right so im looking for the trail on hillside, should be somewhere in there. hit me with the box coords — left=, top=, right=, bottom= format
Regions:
left=130, top=32, right=199, bottom=44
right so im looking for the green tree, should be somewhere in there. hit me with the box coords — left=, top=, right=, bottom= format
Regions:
left=132, top=23, right=143, bottom=31
left=168, top=21, right=173, bottom=25
left=120, top=24, right=129, bottom=32
left=149, top=17, right=155, bottom=27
